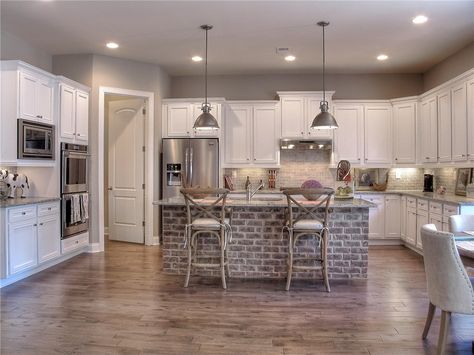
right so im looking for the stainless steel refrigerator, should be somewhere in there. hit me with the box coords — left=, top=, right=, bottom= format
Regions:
left=162, top=138, right=219, bottom=198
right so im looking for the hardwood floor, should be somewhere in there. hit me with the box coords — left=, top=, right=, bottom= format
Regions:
left=1, top=242, right=473, bottom=355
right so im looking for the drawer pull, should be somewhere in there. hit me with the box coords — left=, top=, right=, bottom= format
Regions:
left=33, top=223, right=37, bottom=226
left=48, top=207, right=51, bottom=210
left=22, top=212, right=26, bottom=215
left=39, top=223, right=43, bottom=226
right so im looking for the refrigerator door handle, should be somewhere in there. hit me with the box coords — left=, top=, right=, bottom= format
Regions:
left=184, top=147, right=189, bottom=188
left=189, top=147, right=193, bottom=187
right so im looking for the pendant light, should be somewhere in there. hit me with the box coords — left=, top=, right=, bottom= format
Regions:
left=193, top=24, right=219, bottom=131
left=310, top=21, right=338, bottom=130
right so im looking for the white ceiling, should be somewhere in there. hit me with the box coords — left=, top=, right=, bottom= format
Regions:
left=1, top=1, right=473, bottom=76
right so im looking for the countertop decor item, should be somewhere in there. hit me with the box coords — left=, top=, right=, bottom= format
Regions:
left=0, top=180, right=10, bottom=201
left=455, top=168, right=473, bottom=196
left=193, top=24, right=219, bottom=131
left=466, top=183, right=474, bottom=198
left=372, top=171, right=388, bottom=192
left=355, top=168, right=378, bottom=191
left=436, top=186, right=447, bottom=195
left=310, top=21, right=338, bottom=130
left=301, top=179, right=323, bottom=200
left=335, top=160, right=354, bottom=199
left=268, top=169, right=277, bottom=189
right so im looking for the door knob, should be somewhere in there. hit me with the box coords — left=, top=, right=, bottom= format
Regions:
left=108, top=187, right=113, bottom=191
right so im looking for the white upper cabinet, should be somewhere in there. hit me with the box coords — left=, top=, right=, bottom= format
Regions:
left=162, top=100, right=222, bottom=138
left=19, top=70, right=54, bottom=124
left=467, top=78, right=474, bottom=161
left=419, top=95, right=438, bottom=163
left=224, top=102, right=280, bottom=167
left=451, top=82, right=468, bottom=161
left=392, top=100, right=416, bottom=164
left=58, top=77, right=90, bottom=144
left=333, top=104, right=364, bottom=164
left=437, top=89, right=452, bottom=162
left=278, top=92, right=334, bottom=140
left=364, top=105, right=392, bottom=164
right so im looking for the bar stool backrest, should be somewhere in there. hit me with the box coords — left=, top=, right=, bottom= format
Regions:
left=180, top=188, right=230, bottom=226
left=282, top=188, right=335, bottom=228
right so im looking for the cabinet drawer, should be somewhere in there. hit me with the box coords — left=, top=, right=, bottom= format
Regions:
left=38, top=202, right=59, bottom=217
left=61, top=233, right=89, bottom=254
left=406, top=197, right=417, bottom=208
left=8, top=205, right=36, bottom=223
left=417, top=199, right=428, bottom=211
left=429, top=201, right=442, bottom=214
left=443, top=204, right=459, bottom=217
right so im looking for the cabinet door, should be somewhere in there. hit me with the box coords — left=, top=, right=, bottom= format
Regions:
left=166, top=104, right=191, bottom=137
left=364, top=105, right=392, bottom=164
left=281, top=97, right=305, bottom=138
left=437, top=90, right=452, bottom=162
left=416, top=210, right=429, bottom=249
left=38, top=215, right=61, bottom=263
left=406, top=209, right=417, bottom=246
left=192, top=103, right=220, bottom=137
left=75, top=91, right=89, bottom=142
left=400, top=196, right=407, bottom=240
left=393, top=102, right=416, bottom=164
left=307, top=97, right=333, bottom=139
left=224, top=105, right=252, bottom=164
left=467, top=78, right=474, bottom=161
left=366, top=195, right=385, bottom=239
left=19, top=72, right=38, bottom=120
left=385, top=195, right=401, bottom=239
left=253, top=105, right=279, bottom=165
left=451, top=83, right=468, bottom=161
left=60, top=85, right=76, bottom=140
left=420, top=96, right=438, bottom=163
left=8, top=220, right=38, bottom=275
left=36, top=80, right=53, bottom=123
left=429, top=213, right=443, bottom=232
left=334, top=105, right=364, bottom=164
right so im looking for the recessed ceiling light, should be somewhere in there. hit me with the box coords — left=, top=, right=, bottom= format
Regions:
left=412, top=15, right=428, bottom=24
left=106, top=42, right=119, bottom=49
left=191, top=56, right=203, bottom=62
left=377, top=54, right=388, bottom=61
left=284, top=55, right=296, bottom=62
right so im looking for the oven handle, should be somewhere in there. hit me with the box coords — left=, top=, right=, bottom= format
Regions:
left=63, top=152, right=91, bottom=157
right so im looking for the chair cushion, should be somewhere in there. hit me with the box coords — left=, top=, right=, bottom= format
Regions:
left=293, top=219, right=323, bottom=230
left=192, top=218, right=230, bottom=230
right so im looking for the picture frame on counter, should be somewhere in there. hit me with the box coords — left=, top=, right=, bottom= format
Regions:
left=454, top=168, right=473, bottom=196
left=354, top=168, right=378, bottom=191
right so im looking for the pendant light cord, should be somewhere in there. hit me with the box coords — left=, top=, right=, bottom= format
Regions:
left=322, top=24, right=326, bottom=103
left=205, top=27, right=208, bottom=105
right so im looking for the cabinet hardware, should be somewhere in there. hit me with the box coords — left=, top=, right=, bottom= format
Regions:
left=22, top=212, right=26, bottom=215
left=73, top=133, right=76, bottom=135
left=301, top=131, right=304, bottom=135
left=48, top=208, right=51, bottom=210
left=33, top=223, right=37, bottom=226
left=39, top=223, right=43, bottom=226
left=77, top=133, right=81, bottom=136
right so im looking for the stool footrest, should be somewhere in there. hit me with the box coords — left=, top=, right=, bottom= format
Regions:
left=192, top=262, right=228, bottom=268
left=292, top=265, right=323, bottom=271
left=292, top=257, right=323, bottom=262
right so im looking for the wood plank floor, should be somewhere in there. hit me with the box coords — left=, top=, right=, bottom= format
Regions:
left=1, top=242, right=473, bottom=355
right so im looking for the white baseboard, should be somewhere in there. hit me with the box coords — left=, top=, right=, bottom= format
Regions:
left=147, top=235, right=160, bottom=246
left=88, top=242, right=102, bottom=253
left=369, top=239, right=403, bottom=246
left=104, top=227, right=109, bottom=235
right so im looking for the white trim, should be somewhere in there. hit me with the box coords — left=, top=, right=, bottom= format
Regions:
left=88, top=242, right=102, bottom=253
left=420, top=68, right=474, bottom=99
left=150, top=235, right=161, bottom=246
left=98, top=86, right=155, bottom=252
left=162, top=97, right=226, bottom=103
left=368, top=239, right=403, bottom=246
left=104, top=227, right=109, bottom=235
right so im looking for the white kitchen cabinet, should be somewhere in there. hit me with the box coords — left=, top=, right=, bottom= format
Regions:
left=392, top=100, right=416, bottom=164
left=406, top=208, right=417, bottom=246
left=366, top=195, right=385, bottom=239
left=19, top=70, right=54, bottom=124
left=400, top=196, right=407, bottom=241
left=59, top=77, right=90, bottom=144
left=333, top=104, right=364, bottom=164
left=278, top=92, right=334, bottom=139
left=437, top=89, right=452, bottom=162
left=37, top=214, right=61, bottom=264
left=416, top=209, right=429, bottom=250
left=429, top=213, right=443, bottom=232
left=451, top=83, right=467, bottom=161
left=384, top=195, right=401, bottom=239
left=364, top=105, right=392, bottom=164
left=467, top=78, right=474, bottom=161
left=419, top=95, right=438, bottom=163
left=225, top=102, right=280, bottom=167
left=166, top=103, right=192, bottom=137
left=8, top=219, right=38, bottom=275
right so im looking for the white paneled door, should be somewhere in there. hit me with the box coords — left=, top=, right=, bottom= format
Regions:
left=108, top=98, right=145, bottom=244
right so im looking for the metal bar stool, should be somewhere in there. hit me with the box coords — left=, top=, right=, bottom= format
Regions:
left=180, top=188, right=232, bottom=289
left=282, top=188, right=334, bottom=292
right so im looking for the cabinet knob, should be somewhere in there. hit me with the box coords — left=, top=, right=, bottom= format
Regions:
left=253, top=158, right=256, bottom=161
left=301, top=131, right=304, bottom=135
left=33, top=223, right=37, bottom=226
left=395, top=158, right=398, bottom=161
left=39, top=223, right=44, bottom=226
left=358, top=158, right=361, bottom=161
left=22, top=212, right=26, bottom=215
left=308, top=131, right=311, bottom=135
left=246, top=158, right=250, bottom=161
left=73, top=133, right=76, bottom=135
left=77, top=133, right=81, bottom=137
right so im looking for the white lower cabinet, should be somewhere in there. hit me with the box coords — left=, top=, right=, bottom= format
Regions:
left=366, top=194, right=400, bottom=240
left=400, top=196, right=407, bottom=240
left=61, top=232, right=89, bottom=254
left=416, top=210, right=429, bottom=250
left=366, top=195, right=385, bottom=239
left=37, top=214, right=61, bottom=263
left=8, top=219, right=38, bottom=275
left=406, top=208, right=417, bottom=246
left=429, top=213, right=443, bottom=232
left=384, top=195, right=401, bottom=239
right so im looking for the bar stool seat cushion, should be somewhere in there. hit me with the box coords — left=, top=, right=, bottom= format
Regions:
left=293, top=219, right=323, bottom=231
left=192, top=218, right=230, bottom=230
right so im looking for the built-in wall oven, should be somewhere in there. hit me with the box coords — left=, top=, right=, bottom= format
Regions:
left=61, top=143, right=89, bottom=239
left=17, top=119, right=55, bottom=159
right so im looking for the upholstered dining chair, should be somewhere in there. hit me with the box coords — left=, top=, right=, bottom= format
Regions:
left=180, top=188, right=232, bottom=289
left=420, top=224, right=474, bottom=355
left=449, top=214, right=474, bottom=233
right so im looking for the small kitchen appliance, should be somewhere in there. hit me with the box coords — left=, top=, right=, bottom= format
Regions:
left=17, top=119, right=55, bottom=160
left=423, top=174, right=434, bottom=192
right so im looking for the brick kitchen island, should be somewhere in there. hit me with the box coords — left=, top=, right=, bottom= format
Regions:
left=154, top=194, right=375, bottom=280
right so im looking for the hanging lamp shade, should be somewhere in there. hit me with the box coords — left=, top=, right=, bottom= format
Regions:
left=310, top=21, right=338, bottom=130
left=193, top=24, right=219, bottom=130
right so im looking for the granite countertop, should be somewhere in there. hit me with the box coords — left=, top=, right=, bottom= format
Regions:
left=354, top=190, right=474, bottom=206
left=0, top=197, right=60, bottom=208
left=154, top=195, right=376, bottom=208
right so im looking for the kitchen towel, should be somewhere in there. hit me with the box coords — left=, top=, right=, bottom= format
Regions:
left=71, top=194, right=81, bottom=224
left=80, top=193, right=89, bottom=221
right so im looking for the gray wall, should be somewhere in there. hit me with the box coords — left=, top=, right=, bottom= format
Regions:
left=53, top=54, right=171, bottom=244
left=423, top=41, right=474, bottom=91
left=170, top=73, right=424, bottom=100
left=0, top=30, right=52, bottom=72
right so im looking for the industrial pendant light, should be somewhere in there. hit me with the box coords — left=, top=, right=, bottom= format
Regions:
left=311, top=21, right=338, bottom=130
left=193, top=24, right=219, bottom=131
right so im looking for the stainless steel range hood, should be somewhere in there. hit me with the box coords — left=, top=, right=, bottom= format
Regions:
left=280, top=139, right=332, bottom=151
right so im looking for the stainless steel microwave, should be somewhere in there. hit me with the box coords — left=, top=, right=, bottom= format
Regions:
left=17, top=119, right=55, bottom=159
